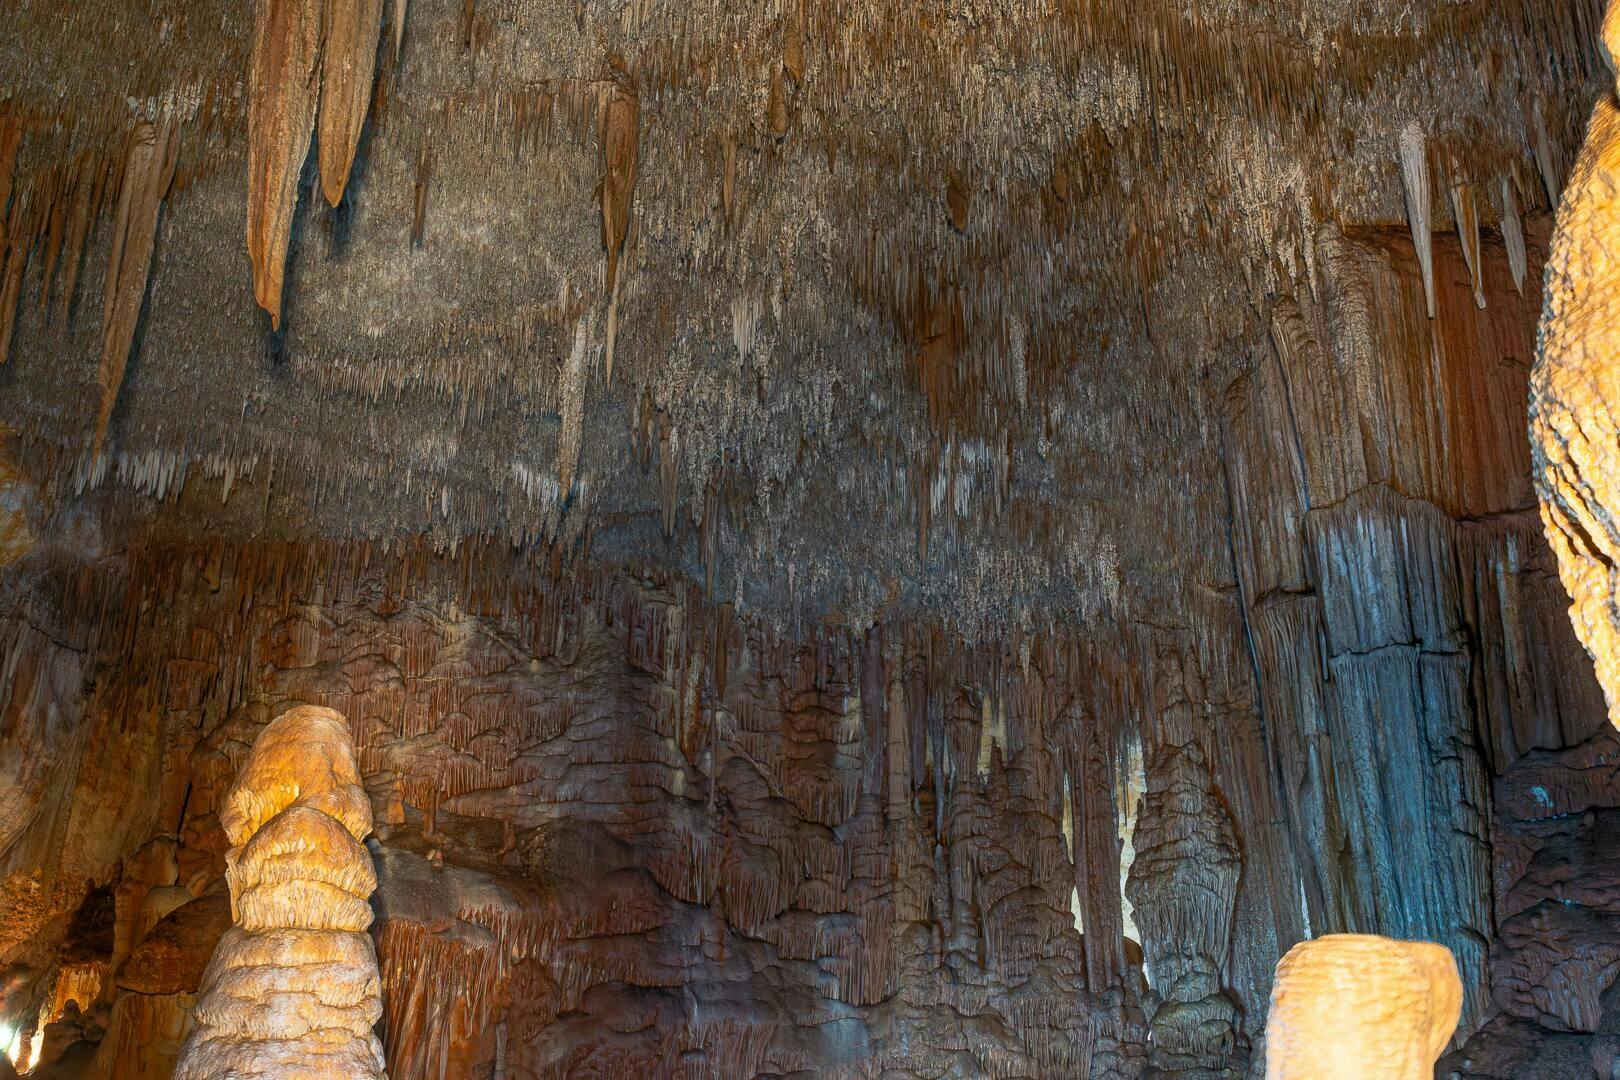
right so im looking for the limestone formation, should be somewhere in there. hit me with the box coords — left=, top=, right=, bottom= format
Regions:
left=1265, top=934, right=1462, bottom=1079
left=1125, top=741, right=1246, bottom=1076
left=1531, top=1, right=1620, bottom=731
left=3, top=0, right=1620, bottom=1075
left=95, top=122, right=177, bottom=460
left=246, top=0, right=386, bottom=326
left=173, top=705, right=385, bottom=1079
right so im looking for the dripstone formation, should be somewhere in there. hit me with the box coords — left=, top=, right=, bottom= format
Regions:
left=1265, top=935, right=1463, bottom=1080
left=174, top=705, right=385, bottom=1078
left=3, top=0, right=1620, bottom=1076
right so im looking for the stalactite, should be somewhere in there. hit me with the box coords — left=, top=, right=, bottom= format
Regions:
left=558, top=309, right=592, bottom=496
left=247, top=0, right=324, bottom=328
left=1399, top=122, right=1435, bottom=319
left=174, top=705, right=384, bottom=1078
left=1449, top=178, right=1485, bottom=309
left=0, top=106, right=25, bottom=367
left=1501, top=175, right=1527, bottom=295
left=599, top=74, right=639, bottom=295
left=318, top=0, right=385, bottom=207
left=1533, top=99, right=1564, bottom=211
left=95, top=123, right=178, bottom=461
left=392, top=0, right=408, bottom=60
left=1265, top=934, right=1461, bottom=1079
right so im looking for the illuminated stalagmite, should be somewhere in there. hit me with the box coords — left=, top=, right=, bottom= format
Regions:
left=1530, top=1, right=1620, bottom=728
left=172, top=705, right=385, bottom=1078
left=1265, top=935, right=1462, bottom=1079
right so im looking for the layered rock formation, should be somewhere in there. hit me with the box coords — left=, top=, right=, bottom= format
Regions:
left=174, top=705, right=384, bottom=1078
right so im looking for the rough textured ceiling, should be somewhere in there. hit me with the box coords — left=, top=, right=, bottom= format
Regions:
left=0, top=0, right=1607, bottom=632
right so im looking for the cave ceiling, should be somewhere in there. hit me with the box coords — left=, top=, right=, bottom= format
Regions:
left=0, top=0, right=1607, bottom=633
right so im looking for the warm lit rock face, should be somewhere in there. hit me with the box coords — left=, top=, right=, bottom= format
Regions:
left=1266, top=934, right=1462, bottom=1079
left=1531, top=9, right=1620, bottom=731
left=173, top=705, right=385, bottom=1079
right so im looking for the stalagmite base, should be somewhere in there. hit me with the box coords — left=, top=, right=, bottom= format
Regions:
left=173, top=705, right=385, bottom=1078
left=1264, top=934, right=1462, bottom=1079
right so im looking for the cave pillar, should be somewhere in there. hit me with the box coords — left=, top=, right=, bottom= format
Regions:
left=1530, top=0, right=1620, bottom=728
left=173, top=705, right=386, bottom=1078
left=1124, top=740, right=1246, bottom=1076
left=1264, top=934, right=1461, bottom=1079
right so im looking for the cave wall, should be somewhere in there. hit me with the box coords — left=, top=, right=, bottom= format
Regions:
left=2, top=220, right=1614, bottom=1074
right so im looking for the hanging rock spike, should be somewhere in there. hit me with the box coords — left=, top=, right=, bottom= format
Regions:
left=96, top=123, right=178, bottom=460
left=1500, top=175, right=1527, bottom=295
left=1449, top=178, right=1485, bottom=310
left=247, top=0, right=325, bottom=329
left=1398, top=122, right=1435, bottom=319
left=318, top=0, right=386, bottom=207
left=599, top=74, right=639, bottom=294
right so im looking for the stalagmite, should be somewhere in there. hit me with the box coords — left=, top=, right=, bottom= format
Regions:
left=1124, top=741, right=1245, bottom=1074
left=1529, top=2, right=1620, bottom=728
left=96, top=123, right=178, bottom=460
left=173, top=705, right=385, bottom=1078
left=1398, top=122, right=1435, bottom=319
left=247, top=0, right=324, bottom=328
left=1265, top=935, right=1462, bottom=1079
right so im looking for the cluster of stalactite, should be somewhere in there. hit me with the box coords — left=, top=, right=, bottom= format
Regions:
left=0, top=0, right=1608, bottom=634
left=3, top=2, right=1620, bottom=1076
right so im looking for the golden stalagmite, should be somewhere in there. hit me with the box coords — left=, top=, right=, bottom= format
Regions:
left=173, top=705, right=385, bottom=1079
left=1265, top=935, right=1462, bottom=1079
left=1529, top=0, right=1620, bottom=729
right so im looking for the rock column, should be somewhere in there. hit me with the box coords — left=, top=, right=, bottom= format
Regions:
left=174, top=705, right=386, bottom=1077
